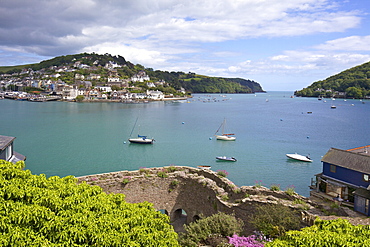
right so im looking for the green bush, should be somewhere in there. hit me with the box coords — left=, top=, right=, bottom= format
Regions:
left=0, top=160, right=179, bottom=246
left=267, top=218, right=370, bottom=246
left=178, top=212, right=243, bottom=246
left=270, top=184, right=281, bottom=191
left=249, top=203, right=301, bottom=238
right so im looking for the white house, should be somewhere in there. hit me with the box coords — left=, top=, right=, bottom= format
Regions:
left=96, top=86, right=112, bottom=93
left=147, top=90, right=164, bottom=100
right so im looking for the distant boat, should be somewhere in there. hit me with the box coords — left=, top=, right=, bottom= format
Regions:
left=331, top=105, right=336, bottom=109
left=216, top=156, right=237, bottom=162
left=197, top=165, right=211, bottom=169
left=128, top=117, right=154, bottom=144
left=286, top=153, right=312, bottom=162
left=215, top=118, right=236, bottom=141
left=128, top=135, right=154, bottom=144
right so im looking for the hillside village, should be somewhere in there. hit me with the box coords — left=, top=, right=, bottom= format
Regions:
left=0, top=55, right=187, bottom=102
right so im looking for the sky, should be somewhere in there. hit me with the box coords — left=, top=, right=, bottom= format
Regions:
left=1, top=0, right=370, bottom=91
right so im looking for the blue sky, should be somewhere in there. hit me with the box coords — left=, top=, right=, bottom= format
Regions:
left=1, top=0, right=370, bottom=91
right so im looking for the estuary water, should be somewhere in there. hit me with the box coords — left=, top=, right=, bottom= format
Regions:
left=1, top=92, right=369, bottom=197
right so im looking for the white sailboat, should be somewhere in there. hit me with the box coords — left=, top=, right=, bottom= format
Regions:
left=128, top=117, right=154, bottom=144
left=214, top=118, right=236, bottom=141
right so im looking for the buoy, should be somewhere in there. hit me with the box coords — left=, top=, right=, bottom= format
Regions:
left=209, top=137, right=212, bottom=140
left=123, top=141, right=126, bottom=144
left=280, top=119, right=283, bottom=121
left=182, top=122, right=185, bottom=124
left=307, top=136, right=310, bottom=139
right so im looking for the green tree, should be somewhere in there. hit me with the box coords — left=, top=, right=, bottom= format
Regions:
left=346, top=86, right=363, bottom=98
left=0, top=160, right=179, bottom=246
left=75, top=95, right=85, bottom=102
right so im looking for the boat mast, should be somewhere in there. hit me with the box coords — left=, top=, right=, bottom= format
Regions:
left=129, top=117, right=139, bottom=137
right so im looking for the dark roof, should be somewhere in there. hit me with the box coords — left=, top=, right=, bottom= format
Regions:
left=354, top=188, right=370, bottom=199
left=0, top=135, right=15, bottom=151
left=321, top=147, right=370, bottom=174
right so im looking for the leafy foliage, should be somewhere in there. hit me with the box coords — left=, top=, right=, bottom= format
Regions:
left=178, top=212, right=243, bottom=246
left=249, top=203, right=301, bottom=238
left=295, top=61, right=370, bottom=98
left=267, top=218, right=370, bottom=246
left=0, top=160, right=179, bottom=246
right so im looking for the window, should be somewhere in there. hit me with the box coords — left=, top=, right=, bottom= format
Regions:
left=364, top=174, right=369, bottom=182
left=330, top=165, right=336, bottom=173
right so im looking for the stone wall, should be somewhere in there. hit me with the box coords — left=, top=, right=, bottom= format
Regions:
left=77, top=166, right=322, bottom=234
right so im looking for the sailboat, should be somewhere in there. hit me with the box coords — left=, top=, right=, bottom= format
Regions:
left=128, top=117, right=154, bottom=144
left=214, top=118, right=236, bottom=141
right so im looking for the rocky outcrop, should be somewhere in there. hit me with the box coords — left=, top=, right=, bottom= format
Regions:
left=77, top=166, right=361, bottom=234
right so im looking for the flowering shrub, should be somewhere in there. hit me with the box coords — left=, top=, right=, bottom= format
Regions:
left=228, top=234, right=266, bottom=247
left=254, top=180, right=264, bottom=188
left=217, top=170, right=229, bottom=178
left=285, top=185, right=296, bottom=195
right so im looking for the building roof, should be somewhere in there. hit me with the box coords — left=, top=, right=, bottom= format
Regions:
left=0, top=135, right=15, bottom=151
left=354, top=188, right=370, bottom=199
left=321, top=147, right=370, bottom=174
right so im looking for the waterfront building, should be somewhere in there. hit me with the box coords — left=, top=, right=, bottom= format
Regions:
left=310, top=145, right=370, bottom=215
left=0, top=135, right=26, bottom=163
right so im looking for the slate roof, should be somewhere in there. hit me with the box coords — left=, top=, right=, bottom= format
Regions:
left=0, top=135, right=15, bottom=151
left=321, top=147, right=370, bottom=174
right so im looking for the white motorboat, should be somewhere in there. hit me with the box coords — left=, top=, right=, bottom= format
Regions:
left=286, top=153, right=312, bottom=162
left=214, top=118, right=236, bottom=141
left=216, top=156, right=237, bottom=162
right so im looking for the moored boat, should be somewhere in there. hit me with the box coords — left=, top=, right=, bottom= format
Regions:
left=128, top=117, right=154, bottom=144
left=216, top=156, right=237, bottom=162
left=215, top=118, right=236, bottom=141
left=128, top=135, right=154, bottom=144
left=197, top=165, right=211, bottom=169
left=286, top=153, right=312, bottom=162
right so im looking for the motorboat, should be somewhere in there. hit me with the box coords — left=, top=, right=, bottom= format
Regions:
left=286, top=153, right=312, bottom=162
left=216, top=156, right=237, bottom=162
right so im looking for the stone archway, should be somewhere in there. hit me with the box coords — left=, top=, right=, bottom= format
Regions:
left=171, top=209, right=188, bottom=232
left=192, top=214, right=201, bottom=222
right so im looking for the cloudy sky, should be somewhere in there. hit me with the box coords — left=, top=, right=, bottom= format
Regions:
left=1, top=0, right=370, bottom=90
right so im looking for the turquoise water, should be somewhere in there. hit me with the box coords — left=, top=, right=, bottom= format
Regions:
left=1, top=92, right=369, bottom=196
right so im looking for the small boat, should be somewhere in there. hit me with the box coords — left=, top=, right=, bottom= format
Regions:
left=128, top=135, right=154, bottom=144
left=197, top=165, right=211, bottom=169
left=214, top=118, right=236, bottom=141
left=216, top=156, right=237, bottom=162
left=331, top=105, right=336, bottom=109
left=286, top=153, right=312, bottom=162
left=128, top=117, right=154, bottom=144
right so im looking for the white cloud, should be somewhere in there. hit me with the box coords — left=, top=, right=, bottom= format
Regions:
left=315, top=35, right=370, bottom=51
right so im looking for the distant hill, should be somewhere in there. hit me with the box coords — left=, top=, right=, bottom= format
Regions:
left=0, top=53, right=264, bottom=94
left=295, top=61, right=370, bottom=99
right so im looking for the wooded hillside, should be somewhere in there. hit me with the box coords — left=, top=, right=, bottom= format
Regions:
left=295, top=61, right=370, bottom=99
